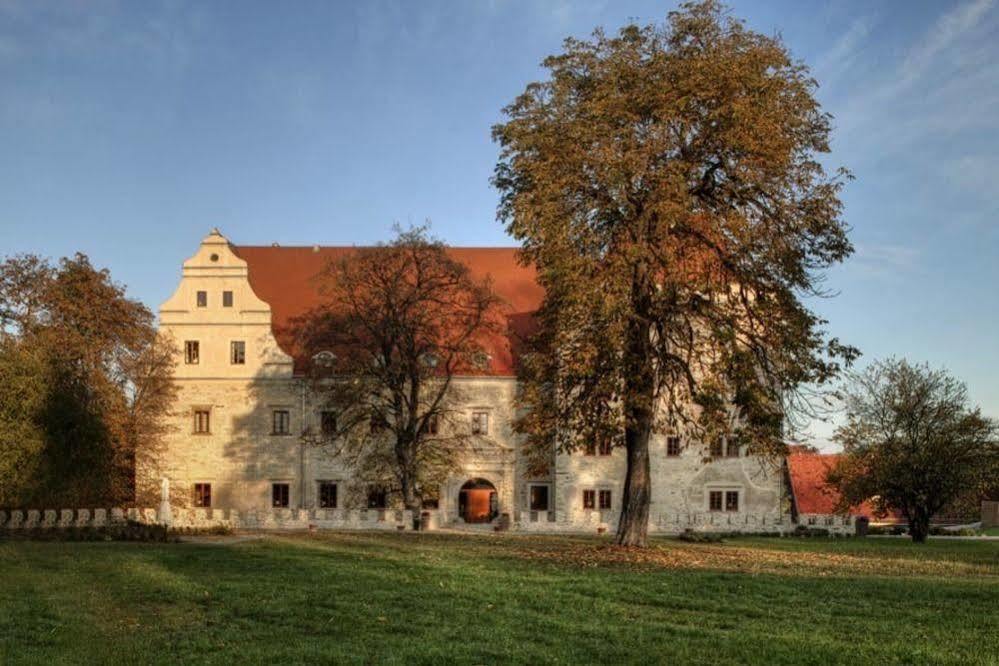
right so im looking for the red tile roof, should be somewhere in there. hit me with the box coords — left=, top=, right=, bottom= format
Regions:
left=787, top=452, right=890, bottom=519
left=232, top=245, right=544, bottom=376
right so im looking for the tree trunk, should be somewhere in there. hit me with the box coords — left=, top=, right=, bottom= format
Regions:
left=615, top=418, right=652, bottom=546
left=909, top=507, right=930, bottom=544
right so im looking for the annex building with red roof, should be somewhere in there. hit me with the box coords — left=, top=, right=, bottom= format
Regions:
left=147, top=230, right=862, bottom=534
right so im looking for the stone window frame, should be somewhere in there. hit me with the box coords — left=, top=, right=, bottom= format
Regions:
left=230, top=340, right=246, bottom=365
left=707, top=486, right=742, bottom=512
left=271, top=482, right=291, bottom=508
left=192, top=407, right=211, bottom=435
left=470, top=410, right=490, bottom=436
left=271, top=409, right=292, bottom=436
left=528, top=483, right=550, bottom=511
left=317, top=481, right=338, bottom=509
left=184, top=340, right=200, bottom=365
left=193, top=482, right=212, bottom=508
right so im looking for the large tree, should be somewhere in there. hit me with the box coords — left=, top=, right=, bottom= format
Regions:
left=828, top=359, right=999, bottom=543
left=295, top=227, right=503, bottom=527
left=493, top=1, right=856, bottom=545
left=0, top=253, right=176, bottom=507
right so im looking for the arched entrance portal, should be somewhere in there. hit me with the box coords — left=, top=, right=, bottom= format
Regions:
left=458, top=478, right=498, bottom=524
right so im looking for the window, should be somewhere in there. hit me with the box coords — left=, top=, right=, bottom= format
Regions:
left=710, top=437, right=724, bottom=458
left=422, top=497, right=440, bottom=509
left=272, top=410, right=291, bottom=435
left=318, top=482, right=337, bottom=509
left=230, top=340, right=245, bottom=365
left=582, top=489, right=596, bottom=510
left=420, top=413, right=439, bottom=436
left=529, top=485, right=550, bottom=511
left=599, top=489, right=612, bottom=510
left=272, top=483, right=290, bottom=508
left=367, top=487, right=387, bottom=509
left=726, top=440, right=740, bottom=458
left=709, top=490, right=723, bottom=512
left=725, top=491, right=739, bottom=512
left=598, top=440, right=612, bottom=456
left=196, top=290, right=207, bottom=307
left=471, top=411, right=489, bottom=435
left=320, top=411, right=337, bottom=436
left=193, top=409, right=210, bottom=434
left=583, top=441, right=596, bottom=456
left=222, top=291, right=233, bottom=307
left=185, top=341, right=200, bottom=365
left=666, top=436, right=681, bottom=457
left=194, top=483, right=212, bottom=508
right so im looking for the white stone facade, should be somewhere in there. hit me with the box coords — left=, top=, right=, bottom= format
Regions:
left=142, top=231, right=793, bottom=534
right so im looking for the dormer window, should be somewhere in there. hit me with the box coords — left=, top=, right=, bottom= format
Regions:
left=222, top=291, right=233, bottom=307
left=196, top=291, right=207, bottom=308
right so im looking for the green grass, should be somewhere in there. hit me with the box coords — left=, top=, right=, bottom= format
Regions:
left=1, top=532, right=997, bottom=665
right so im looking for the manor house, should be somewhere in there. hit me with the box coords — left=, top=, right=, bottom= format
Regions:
left=150, top=229, right=814, bottom=534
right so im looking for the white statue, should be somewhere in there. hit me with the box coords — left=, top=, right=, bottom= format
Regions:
left=158, top=477, right=173, bottom=527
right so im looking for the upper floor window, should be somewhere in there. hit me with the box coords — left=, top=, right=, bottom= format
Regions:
left=222, top=291, right=233, bottom=307
left=230, top=341, right=246, bottom=365
left=666, top=436, right=681, bottom=457
left=582, top=489, right=596, bottom=510
left=320, top=411, right=337, bottom=436
left=599, top=489, right=612, bottom=510
left=318, top=481, right=338, bottom=509
left=726, top=440, right=740, bottom=458
left=421, top=413, right=439, bottom=436
left=185, top=341, right=200, bottom=365
left=196, top=290, right=207, bottom=308
left=193, top=483, right=212, bottom=508
left=272, top=483, right=290, bottom=508
left=710, top=437, right=724, bottom=458
left=471, top=411, right=489, bottom=435
left=193, top=409, right=210, bottom=434
left=584, top=441, right=596, bottom=456
left=272, top=410, right=291, bottom=435
left=598, top=440, right=612, bottom=456
left=529, top=484, right=549, bottom=511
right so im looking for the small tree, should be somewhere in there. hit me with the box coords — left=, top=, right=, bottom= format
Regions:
left=493, top=1, right=856, bottom=546
left=296, top=227, right=503, bottom=526
left=828, top=359, right=999, bottom=543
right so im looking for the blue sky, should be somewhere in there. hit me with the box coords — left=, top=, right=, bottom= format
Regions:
left=1, top=0, right=997, bottom=445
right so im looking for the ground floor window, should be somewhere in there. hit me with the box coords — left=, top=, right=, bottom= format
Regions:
left=367, top=487, right=387, bottom=509
left=709, top=489, right=739, bottom=512
left=272, top=483, right=290, bottom=508
left=529, top=484, right=550, bottom=511
left=709, top=490, right=723, bottom=512
left=725, top=490, right=739, bottom=512
left=599, top=489, right=612, bottom=510
left=318, top=481, right=337, bottom=509
left=582, top=489, right=596, bottom=509
left=194, top=483, right=212, bottom=508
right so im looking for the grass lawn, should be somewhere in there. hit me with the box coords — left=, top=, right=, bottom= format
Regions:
left=1, top=532, right=997, bottom=665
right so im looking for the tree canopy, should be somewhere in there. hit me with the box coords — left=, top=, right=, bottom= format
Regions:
left=493, top=0, right=856, bottom=545
left=295, top=226, right=503, bottom=524
left=0, top=253, right=175, bottom=507
left=828, top=359, right=999, bottom=542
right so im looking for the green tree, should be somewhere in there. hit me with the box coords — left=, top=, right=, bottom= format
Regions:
left=0, top=253, right=176, bottom=507
left=828, top=359, right=999, bottom=543
left=295, top=226, right=503, bottom=527
left=493, top=1, right=856, bottom=545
